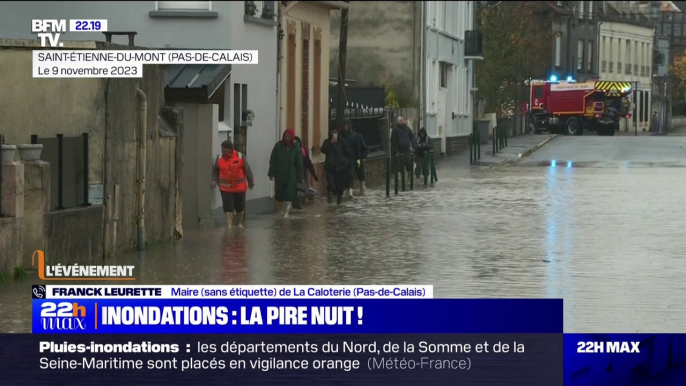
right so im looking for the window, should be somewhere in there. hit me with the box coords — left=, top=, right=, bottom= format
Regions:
left=440, top=62, right=449, bottom=88
left=577, top=40, right=584, bottom=71
left=587, top=41, right=593, bottom=71
left=555, top=33, right=562, bottom=67
left=626, top=40, right=631, bottom=74
left=579, top=1, right=584, bottom=18
left=245, top=1, right=274, bottom=18
left=534, top=86, right=543, bottom=98
left=589, top=1, right=593, bottom=19
left=428, top=59, right=438, bottom=114
left=158, top=1, right=211, bottom=10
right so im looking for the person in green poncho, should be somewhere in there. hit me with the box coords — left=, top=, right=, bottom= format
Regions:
left=268, top=128, right=303, bottom=218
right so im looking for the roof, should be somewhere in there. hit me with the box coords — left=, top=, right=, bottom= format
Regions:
left=164, top=64, right=231, bottom=98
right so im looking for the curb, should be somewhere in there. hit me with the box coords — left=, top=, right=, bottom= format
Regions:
left=490, top=135, right=558, bottom=169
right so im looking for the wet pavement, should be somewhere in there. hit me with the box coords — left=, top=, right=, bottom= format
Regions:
left=2, top=137, right=686, bottom=334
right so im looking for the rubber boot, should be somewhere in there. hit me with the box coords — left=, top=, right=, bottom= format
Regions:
left=336, top=194, right=343, bottom=205
left=225, top=213, right=234, bottom=229
left=236, top=212, right=245, bottom=229
left=327, top=192, right=333, bottom=204
left=360, top=181, right=366, bottom=196
left=348, top=188, right=354, bottom=199
left=283, top=202, right=292, bottom=218
left=275, top=201, right=282, bottom=216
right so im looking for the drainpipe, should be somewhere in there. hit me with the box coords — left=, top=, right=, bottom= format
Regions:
left=136, top=88, right=147, bottom=251
left=420, top=1, right=426, bottom=132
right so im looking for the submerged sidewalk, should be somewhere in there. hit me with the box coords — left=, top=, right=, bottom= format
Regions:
left=436, top=134, right=556, bottom=170
left=471, top=134, right=557, bottom=168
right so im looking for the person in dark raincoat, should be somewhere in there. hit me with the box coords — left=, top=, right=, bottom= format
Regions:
left=292, top=136, right=318, bottom=210
left=340, top=119, right=360, bottom=198
left=352, top=128, right=369, bottom=195
left=321, top=129, right=348, bottom=205
left=413, top=127, right=433, bottom=179
left=391, top=116, right=415, bottom=176
left=268, top=128, right=303, bottom=217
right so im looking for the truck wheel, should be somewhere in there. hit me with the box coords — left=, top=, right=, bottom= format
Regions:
left=565, top=118, right=581, bottom=136
left=529, top=121, right=541, bottom=135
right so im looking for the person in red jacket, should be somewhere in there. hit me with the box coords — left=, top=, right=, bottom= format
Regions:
left=212, top=140, right=254, bottom=229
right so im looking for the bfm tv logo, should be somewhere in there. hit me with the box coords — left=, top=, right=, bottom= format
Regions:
left=40, top=302, right=87, bottom=331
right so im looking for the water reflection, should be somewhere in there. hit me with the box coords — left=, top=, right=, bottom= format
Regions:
left=2, top=165, right=686, bottom=333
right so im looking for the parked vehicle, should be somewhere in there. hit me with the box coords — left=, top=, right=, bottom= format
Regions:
left=524, top=77, right=633, bottom=136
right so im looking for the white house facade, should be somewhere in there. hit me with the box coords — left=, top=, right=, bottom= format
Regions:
left=599, top=21, right=654, bottom=132
left=422, top=1, right=480, bottom=154
left=0, top=1, right=279, bottom=224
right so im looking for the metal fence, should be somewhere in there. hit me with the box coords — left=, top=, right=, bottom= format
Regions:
left=32, top=133, right=90, bottom=210
left=329, top=85, right=387, bottom=152
left=329, top=105, right=388, bottom=152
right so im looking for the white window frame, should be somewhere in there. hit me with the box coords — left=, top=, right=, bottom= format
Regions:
left=436, top=1, right=445, bottom=31
left=555, top=33, right=562, bottom=67
left=156, top=1, right=212, bottom=10
left=428, top=58, right=438, bottom=114
left=445, top=1, right=454, bottom=36
left=577, top=40, right=584, bottom=70
left=579, top=1, right=584, bottom=19
left=587, top=41, right=593, bottom=71
left=456, top=65, right=461, bottom=115
left=588, top=1, right=593, bottom=19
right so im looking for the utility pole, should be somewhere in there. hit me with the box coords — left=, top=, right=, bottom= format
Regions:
left=632, top=82, right=640, bottom=137
left=663, top=73, right=668, bottom=135
left=336, top=8, right=349, bottom=131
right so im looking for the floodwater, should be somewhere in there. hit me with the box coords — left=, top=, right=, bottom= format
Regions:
left=2, top=161, right=686, bottom=333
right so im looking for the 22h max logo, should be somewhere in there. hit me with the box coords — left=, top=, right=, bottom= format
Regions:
left=41, top=302, right=87, bottom=331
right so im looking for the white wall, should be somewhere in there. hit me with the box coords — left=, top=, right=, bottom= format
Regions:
left=424, top=1, right=474, bottom=152
left=599, top=21, right=653, bottom=131
left=228, top=6, right=278, bottom=211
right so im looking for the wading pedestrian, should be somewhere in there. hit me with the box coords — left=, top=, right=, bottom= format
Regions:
left=268, top=128, right=303, bottom=218
left=212, top=139, right=254, bottom=229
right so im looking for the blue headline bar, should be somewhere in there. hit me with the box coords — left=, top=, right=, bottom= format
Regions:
left=32, top=299, right=562, bottom=334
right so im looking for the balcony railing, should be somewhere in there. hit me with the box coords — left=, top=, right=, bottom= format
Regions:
left=634, top=64, right=639, bottom=75
left=465, top=30, right=483, bottom=58
left=602, top=60, right=607, bottom=72
left=618, top=62, right=622, bottom=73
left=609, top=62, right=614, bottom=73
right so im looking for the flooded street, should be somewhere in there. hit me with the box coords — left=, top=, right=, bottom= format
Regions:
left=3, top=152, right=686, bottom=333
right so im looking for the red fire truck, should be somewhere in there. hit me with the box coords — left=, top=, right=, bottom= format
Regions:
left=524, top=77, right=633, bottom=136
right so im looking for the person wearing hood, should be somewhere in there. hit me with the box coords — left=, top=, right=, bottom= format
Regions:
left=413, top=127, right=433, bottom=179
left=268, top=128, right=303, bottom=217
left=321, top=128, right=348, bottom=205
left=292, top=136, right=318, bottom=210
left=391, top=116, right=415, bottom=177
left=340, top=119, right=360, bottom=198
left=352, top=128, right=369, bottom=195
left=212, top=139, right=254, bottom=229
